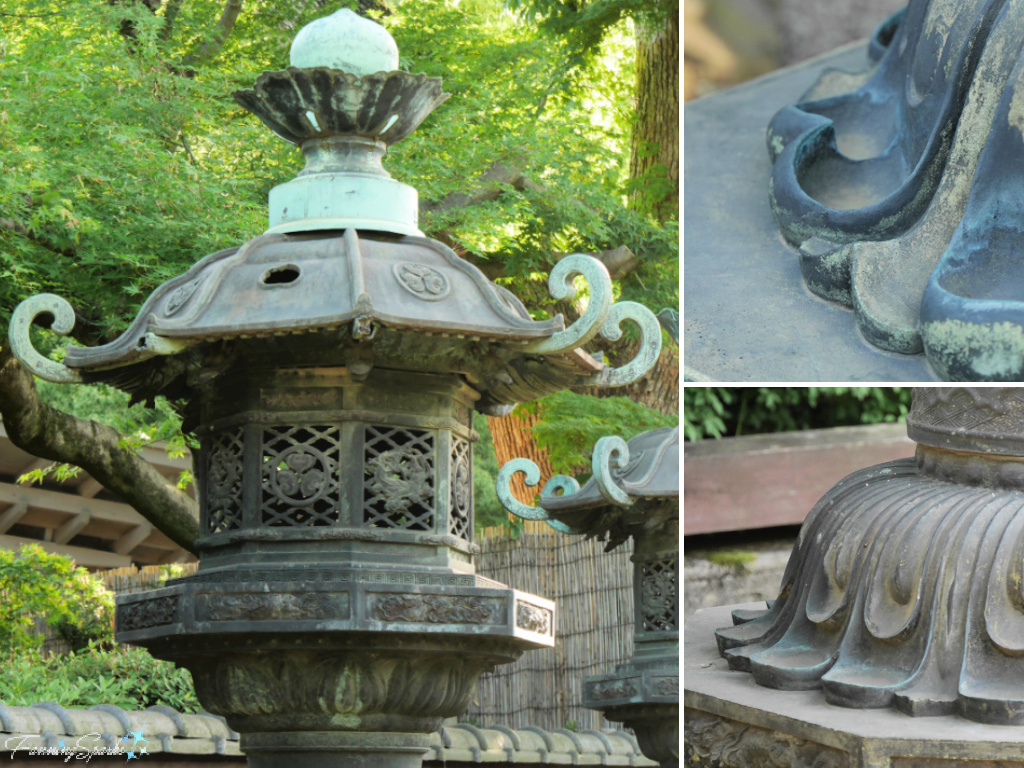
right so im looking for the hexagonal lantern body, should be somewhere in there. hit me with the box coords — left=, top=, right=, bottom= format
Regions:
left=111, top=331, right=561, bottom=768
left=9, top=10, right=664, bottom=768
left=191, top=367, right=479, bottom=570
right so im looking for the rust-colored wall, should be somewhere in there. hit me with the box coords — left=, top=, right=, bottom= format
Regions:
left=685, top=423, right=915, bottom=535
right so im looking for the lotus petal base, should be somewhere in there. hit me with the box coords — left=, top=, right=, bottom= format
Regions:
left=715, top=450, right=1024, bottom=724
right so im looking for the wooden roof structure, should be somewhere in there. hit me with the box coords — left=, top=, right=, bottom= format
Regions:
left=0, top=421, right=195, bottom=569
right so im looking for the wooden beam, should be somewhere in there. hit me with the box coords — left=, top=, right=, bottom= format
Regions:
left=161, top=548, right=195, bottom=565
left=684, top=423, right=916, bottom=536
left=0, top=482, right=157, bottom=526
left=0, top=501, right=27, bottom=534
left=53, top=511, right=91, bottom=545
left=113, top=523, right=153, bottom=556
left=76, top=477, right=104, bottom=499
left=137, top=444, right=193, bottom=472
left=0, top=483, right=182, bottom=552
left=0, top=534, right=130, bottom=569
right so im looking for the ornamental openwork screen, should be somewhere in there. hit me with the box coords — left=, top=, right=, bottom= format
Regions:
left=198, top=419, right=473, bottom=544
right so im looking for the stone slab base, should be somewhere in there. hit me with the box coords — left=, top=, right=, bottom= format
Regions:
left=684, top=44, right=937, bottom=382
left=684, top=604, right=1024, bottom=767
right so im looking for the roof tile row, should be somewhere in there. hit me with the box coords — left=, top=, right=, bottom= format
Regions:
left=0, top=703, right=656, bottom=765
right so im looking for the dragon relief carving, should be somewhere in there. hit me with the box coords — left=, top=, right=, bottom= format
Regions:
left=206, top=430, right=244, bottom=532
left=367, top=448, right=432, bottom=512
left=516, top=602, right=552, bottom=635
left=654, top=676, right=679, bottom=697
left=684, top=710, right=850, bottom=768
left=588, top=678, right=639, bottom=701
left=203, top=592, right=345, bottom=622
left=641, top=558, right=678, bottom=632
left=371, top=594, right=502, bottom=625
left=118, top=596, right=179, bottom=631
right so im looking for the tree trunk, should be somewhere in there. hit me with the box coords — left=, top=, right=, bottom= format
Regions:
left=0, top=347, right=200, bottom=553
left=488, top=13, right=680, bottom=506
left=630, top=10, right=680, bottom=221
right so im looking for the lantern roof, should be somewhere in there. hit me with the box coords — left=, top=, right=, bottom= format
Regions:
left=61, top=230, right=561, bottom=369
left=7, top=9, right=663, bottom=411
left=497, top=427, right=679, bottom=550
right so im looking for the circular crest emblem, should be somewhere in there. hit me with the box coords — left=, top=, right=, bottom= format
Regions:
left=269, top=448, right=329, bottom=505
left=393, top=263, right=450, bottom=301
left=165, top=279, right=202, bottom=316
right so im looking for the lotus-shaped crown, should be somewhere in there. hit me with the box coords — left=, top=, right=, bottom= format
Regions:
left=232, top=9, right=450, bottom=236
left=233, top=68, right=448, bottom=147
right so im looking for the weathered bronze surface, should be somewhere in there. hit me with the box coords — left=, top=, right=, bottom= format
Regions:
left=768, top=0, right=1024, bottom=378
left=234, top=68, right=448, bottom=147
left=716, top=387, right=1024, bottom=725
left=497, top=428, right=678, bottom=767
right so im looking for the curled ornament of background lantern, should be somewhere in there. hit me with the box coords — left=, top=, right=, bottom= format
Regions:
left=768, top=0, right=1024, bottom=379
left=7, top=8, right=664, bottom=768
left=716, top=388, right=1024, bottom=725
left=496, top=427, right=679, bottom=767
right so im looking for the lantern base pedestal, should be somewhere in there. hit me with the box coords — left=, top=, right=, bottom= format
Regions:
left=684, top=604, right=1024, bottom=767
left=242, top=731, right=429, bottom=768
left=583, top=661, right=679, bottom=768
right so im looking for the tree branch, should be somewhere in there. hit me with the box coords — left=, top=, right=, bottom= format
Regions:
left=421, top=163, right=543, bottom=216
left=160, top=0, right=184, bottom=41
left=181, top=0, right=242, bottom=65
left=0, top=217, right=76, bottom=259
left=421, top=162, right=638, bottom=280
left=0, top=346, right=199, bottom=553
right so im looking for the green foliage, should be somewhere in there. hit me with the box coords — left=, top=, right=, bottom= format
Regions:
left=0, top=645, right=200, bottom=713
left=683, top=388, right=914, bottom=441
left=0, top=546, right=199, bottom=711
left=505, top=0, right=676, bottom=87
left=472, top=413, right=513, bottom=533
left=682, top=387, right=734, bottom=442
left=0, top=544, right=114, bottom=654
left=623, top=141, right=674, bottom=217
left=519, top=390, right=678, bottom=475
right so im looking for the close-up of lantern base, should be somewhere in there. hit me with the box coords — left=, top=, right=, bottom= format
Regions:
left=685, top=388, right=1024, bottom=765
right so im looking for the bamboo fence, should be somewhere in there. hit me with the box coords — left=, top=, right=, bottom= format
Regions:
left=98, top=562, right=199, bottom=594
left=465, top=527, right=635, bottom=732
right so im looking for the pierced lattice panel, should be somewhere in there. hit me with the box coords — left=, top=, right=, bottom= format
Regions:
left=449, top=435, right=472, bottom=540
left=640, top=558, right=678, bottom=632
left=261, top=425, right=342, bottom=526
left=363, top=426, right=435, bottom=531
left=206, top=428, right=245, bottom=534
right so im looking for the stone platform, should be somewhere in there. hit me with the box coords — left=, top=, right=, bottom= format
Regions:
left=684, top=44, right=938, bottom=382
left=684, top=604, right=1024, bottom=767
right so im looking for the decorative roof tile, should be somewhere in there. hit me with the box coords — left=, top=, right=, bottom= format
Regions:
left=0, top=704, right=655, bottom=765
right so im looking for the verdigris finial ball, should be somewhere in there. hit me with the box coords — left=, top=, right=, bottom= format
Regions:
left=289, top=8, right=399, bottom=75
